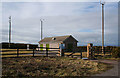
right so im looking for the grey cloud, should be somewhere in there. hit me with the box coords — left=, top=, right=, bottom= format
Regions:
left=2, top=2, right=118, bottom=46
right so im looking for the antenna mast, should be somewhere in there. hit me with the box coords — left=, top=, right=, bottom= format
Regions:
left=100, top=1, right=105, bottom=54
left=9, top=16, right=11, bottom=48
left=40, top=19, right=43, bottom=40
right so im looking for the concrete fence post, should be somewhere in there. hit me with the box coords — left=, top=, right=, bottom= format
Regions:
left=60, top=48, right=64, bottom=56
left=87, top=43, right=93, bottom=59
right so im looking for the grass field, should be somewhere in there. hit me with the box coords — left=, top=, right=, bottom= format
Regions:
left=2, top=56, right=113, bottom=77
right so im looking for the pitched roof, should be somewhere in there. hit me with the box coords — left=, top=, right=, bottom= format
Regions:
left=38, top=35, right=77, bottom=43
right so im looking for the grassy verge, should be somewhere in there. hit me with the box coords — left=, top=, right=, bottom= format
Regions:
left=104, top=58, right=120, bottom=60
left=95, top=55, right=120, bottom=61
left=2, top=56, right=112, bottom=77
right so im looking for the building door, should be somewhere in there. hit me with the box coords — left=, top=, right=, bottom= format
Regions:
left=68, top=43, right=73, bottom=52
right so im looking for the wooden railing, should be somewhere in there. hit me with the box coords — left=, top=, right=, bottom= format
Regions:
left=1, top=48, right=84, bottom=58
left=1, top=47, right=61, bottom=58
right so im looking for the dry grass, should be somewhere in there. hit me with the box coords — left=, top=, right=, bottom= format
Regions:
left=94, top=53, right=111, bottom=56
left=64, top=52, right=87, bottom=57
left=105, top=58, right=120, bottom=60
left=2, top=57, right=112, bottom=77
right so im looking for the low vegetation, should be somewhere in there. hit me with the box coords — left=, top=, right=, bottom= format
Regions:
left=93, top=47, right=120, bottom=60
left=2, top=56, right=112, bottom=77
left=111, top=47, right=120, bottom=58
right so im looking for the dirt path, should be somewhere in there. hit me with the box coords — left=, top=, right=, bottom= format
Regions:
left=91, top=59, right=119, bottom=76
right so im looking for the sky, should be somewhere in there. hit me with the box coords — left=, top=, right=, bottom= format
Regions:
left=1, top=2, right=118, bottom=46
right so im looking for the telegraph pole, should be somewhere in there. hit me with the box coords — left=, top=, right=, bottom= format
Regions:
left=40, top=19, right=43, bottom=40
left=9, top=16, right=11, bottom=48
left=101, top=2, right=105, bottom=54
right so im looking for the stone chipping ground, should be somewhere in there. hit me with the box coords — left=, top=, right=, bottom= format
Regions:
left=91, top=59, right=119, bottom=76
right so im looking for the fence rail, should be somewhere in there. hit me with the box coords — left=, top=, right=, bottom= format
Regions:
left=1, top=47, right=112, bottom=58
left=1, top=47, right=61, bottom=58
left=2, top=50, right=33, bottom=52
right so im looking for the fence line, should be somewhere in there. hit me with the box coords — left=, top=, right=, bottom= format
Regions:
left=1, top=47, right=84, bottom=58
left=1, top=47, right=112, bottom=58
left=2, top=46, right=113, bottom=58
left=1, top=47, right=61, bottom=58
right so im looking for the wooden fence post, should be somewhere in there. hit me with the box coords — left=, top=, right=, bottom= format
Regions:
left=17, top=48, right=19, bottom=57
left=110, top=49, right=111, bottom=56
left=46, top=47, right=48, bottom=57
left=80, top=51, right=82, bottom=59
left=33, top=48, right=34, bottom=57
left=61, top=49, right=64, bottom=56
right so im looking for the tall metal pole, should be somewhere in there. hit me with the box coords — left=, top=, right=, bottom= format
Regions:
left=40, top=19, right=43, bottom=40
left=101, top=3, right=104, bottom=54
left=9, top=16, right=11, bottom=48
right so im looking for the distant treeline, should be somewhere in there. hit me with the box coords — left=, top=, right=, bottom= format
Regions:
left=1, top=42, right=38, bottom=49
left=77, top=46, right=118, bottom=53
left=77, top=46, right=87, bottom=52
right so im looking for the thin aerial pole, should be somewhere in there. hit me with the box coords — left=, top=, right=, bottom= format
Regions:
left=102, top=3, right=104, bottom=54
left=9, top=16, right=11, bottom=48
left=100, top=2, right=105, bottom=54
left=40, top=19, right=43, bottom=40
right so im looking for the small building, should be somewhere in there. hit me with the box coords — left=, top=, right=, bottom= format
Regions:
left=38, top=35, right=78, bottom=52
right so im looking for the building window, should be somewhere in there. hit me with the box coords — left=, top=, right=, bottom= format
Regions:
left=59, top=44, right=65, bottom=49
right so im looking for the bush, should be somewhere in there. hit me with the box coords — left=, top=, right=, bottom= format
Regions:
left=111, top=47, right=120, bottom=58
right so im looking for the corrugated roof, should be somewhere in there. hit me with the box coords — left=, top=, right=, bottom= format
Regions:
left=38, top=35, right=72, bottom=43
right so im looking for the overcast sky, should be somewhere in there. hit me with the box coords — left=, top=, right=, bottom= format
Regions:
left=1, top=2, right=118, bottom=46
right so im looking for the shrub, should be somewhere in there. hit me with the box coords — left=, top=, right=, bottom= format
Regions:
left=111, top=47, right=120, bottom=58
